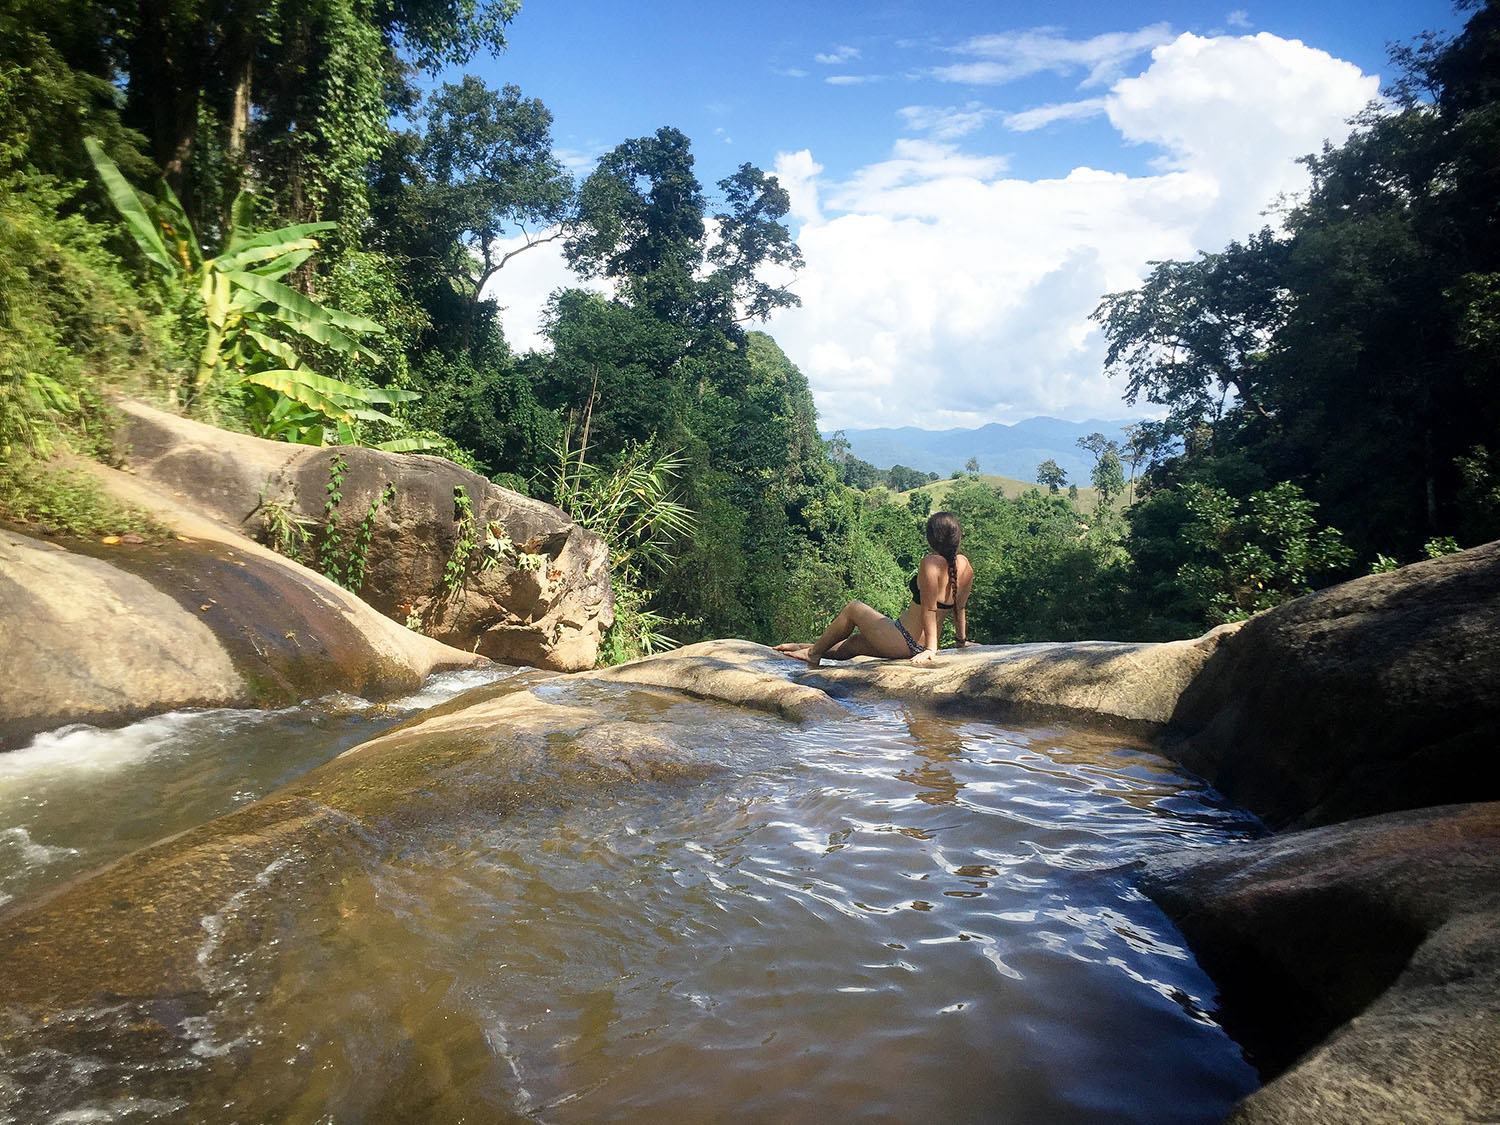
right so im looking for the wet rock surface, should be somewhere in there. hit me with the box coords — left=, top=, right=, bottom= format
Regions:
left=0, top=520, right=473, bottom=749
left=1138, top=802, right=1500, bottom=1124
left=114, top=399, right=613, bottom=670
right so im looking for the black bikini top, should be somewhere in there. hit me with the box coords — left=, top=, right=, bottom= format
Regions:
left=909, top=569, right=956, bottom=610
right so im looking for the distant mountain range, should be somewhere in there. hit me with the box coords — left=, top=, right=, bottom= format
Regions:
left=828, top=417, right=1141, bottom=484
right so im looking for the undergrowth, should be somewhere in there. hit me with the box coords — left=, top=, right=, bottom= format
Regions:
left=0, top=456, right=165, bottom=540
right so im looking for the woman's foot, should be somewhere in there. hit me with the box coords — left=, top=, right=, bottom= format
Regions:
left=773, top=643, right=808, bottom=654
left=775, top=643, right=820, bottom=666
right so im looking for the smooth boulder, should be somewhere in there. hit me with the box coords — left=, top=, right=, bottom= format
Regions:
left=0, top=502, right=480, bottom=748
left=112, top=398, right=613, bottom=670
left=1164, top=540, right=1500, bottom=828
left=1138, top=802, right=1500, bottom=1123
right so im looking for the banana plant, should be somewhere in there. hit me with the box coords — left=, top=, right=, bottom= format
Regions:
left=85, top=138, right=432, bottom=448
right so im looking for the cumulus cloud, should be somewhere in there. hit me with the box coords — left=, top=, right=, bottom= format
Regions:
left=1002, top=97, right=1108, bottom=132
left=1227, top=10, right=1253, bottom=29
left=815, top=45, right=861, bottom=64
left=934, top=24, right=1174, bottom=88
left=483, top=32, right=1379, bottom=432
left=765, top=32, right=1379, bottom=430
left=478, top=228, right=611, bottom=354
left=898, top=102, right=1001, bottom=140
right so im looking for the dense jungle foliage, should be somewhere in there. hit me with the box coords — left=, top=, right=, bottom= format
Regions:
left=2, top=0, right=1496, bottom=658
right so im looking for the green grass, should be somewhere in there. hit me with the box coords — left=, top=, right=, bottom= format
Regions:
left=0, top=456, right=166, bottom=540
left=894, top=473, right=1131, bottom=511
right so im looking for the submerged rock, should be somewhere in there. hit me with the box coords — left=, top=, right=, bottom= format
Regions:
left=113, top=398, right=613, bottom=670
left=1138, top=801, right=1500, bottom=1124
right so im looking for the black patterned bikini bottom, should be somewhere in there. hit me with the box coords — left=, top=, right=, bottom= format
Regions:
left=892, top=617, right=922, bottom=656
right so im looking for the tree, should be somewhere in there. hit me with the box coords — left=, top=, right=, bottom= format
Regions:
left=1092, top=230, right=1288, bottom=435
left=1091, top=449, right=1126, bottom=513
left=964, top=456, right=981, bottom=477
left=908, top=489, right=933, bottom=518
left=1036, top=458, right=1068, bottom=493
left=390, top=78, right=571, bottom=327
left=566, top=127, right=801, bottom=340
left=887, top=464, right=928, bottom=492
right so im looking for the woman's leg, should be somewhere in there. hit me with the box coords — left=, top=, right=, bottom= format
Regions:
left=805, top=601, right=913, bottom=667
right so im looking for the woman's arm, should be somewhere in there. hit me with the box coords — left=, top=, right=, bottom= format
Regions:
left=955, top=605, right=968, bottom=647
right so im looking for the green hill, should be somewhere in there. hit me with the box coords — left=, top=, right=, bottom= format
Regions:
left=892, top=473, right=1117, bottom=511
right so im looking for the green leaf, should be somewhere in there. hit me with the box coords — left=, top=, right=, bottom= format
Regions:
left=218, top=231, right=330, bottom=271
left=240, top=369, right=357, bottom=422
left=226, top=272, right=371, bottom=353
left=83, top=138, right=174, bottom=273
left=244, top=329, right=301, bottom=366
left=250, top=247, right=316, bottom=279
left=154, top=181, right=202, bottom=270
left=376, top=436, right=446, bottom=453
left=356, top=385, right=422, bottom=405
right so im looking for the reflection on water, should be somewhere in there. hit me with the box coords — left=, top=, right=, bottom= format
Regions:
left=0, top=684, right=1264, bottom=1123
left=0, top=666, right=519, bottom=906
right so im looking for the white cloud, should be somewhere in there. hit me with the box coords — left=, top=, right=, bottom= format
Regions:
left=1002, top=97, right=1107, bottom=132
left=478, top=227, right=611, bottom=354
left=898, top=102, right=1000, bottom=140
left=1227, top=10, right=1253, bottom=29
left=483, top=32, right=1379, bottom=432
left=763, top=32, right=1379, bottom=430
left=815, top=45, right=861, bottom=65
left=553, top=146, right=602, bottom=174
left=934, top=24, right=1174, bottom=88
left=825, top=74, right=884, bottom=86
left=773, top=66, right=809, bottom=78
left=773, top=149, right=825, bottom=225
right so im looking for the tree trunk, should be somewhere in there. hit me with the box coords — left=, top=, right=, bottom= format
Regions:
left=127, top=0, right=206, bottom=201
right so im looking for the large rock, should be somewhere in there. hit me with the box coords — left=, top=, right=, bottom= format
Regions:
left=790, top=628, right=1240, bottom=731
left=1138, top=802, right=1500, bottom=1123
left=0, top=503, right=480, bottom=748
left=112, top=398, right=613, bottom=670
left=1164, top=540, right=1500, bottom=828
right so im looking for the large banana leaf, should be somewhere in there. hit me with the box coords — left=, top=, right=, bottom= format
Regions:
left=376, top=435, right=446, bottom=452
left=227, top=272, right=363, bottom=354
left=250, top=248, right=316, bottom=279
left=244, top=329, right=301, bottom=366
left=240, top=369, right=357, bottom=422
left=217, top=228, right=332, bottom=271
left=83, top=139, right=174, bottom=273
left=356, top=385, right=422, bottom=404
left=216, top=238, right=320, bottom=272
left=229, top=270, right=384, bottom=334
left=154, top=181, right=203, bottom=271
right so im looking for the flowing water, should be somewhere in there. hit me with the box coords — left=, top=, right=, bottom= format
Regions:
left=0, top=676, right=1263, bottom=1123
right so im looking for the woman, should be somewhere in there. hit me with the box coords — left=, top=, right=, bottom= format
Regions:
left=777, top=511, right=972, bottom=668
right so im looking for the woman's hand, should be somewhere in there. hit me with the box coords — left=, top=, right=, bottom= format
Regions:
left=910, top=649, right=938, bottom=665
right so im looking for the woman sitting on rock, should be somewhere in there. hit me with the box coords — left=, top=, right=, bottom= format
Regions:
left=777, top=511, right=972, bottom=668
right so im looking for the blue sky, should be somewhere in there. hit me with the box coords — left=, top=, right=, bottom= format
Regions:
left=450, top=2, right=1467, bottom=430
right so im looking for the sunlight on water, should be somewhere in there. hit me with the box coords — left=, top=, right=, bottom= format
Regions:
left=0, top=681, right=1264, bottom=1122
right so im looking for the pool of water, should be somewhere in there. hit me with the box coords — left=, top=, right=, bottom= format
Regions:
left=0, top=679, right=1263, bottom=1122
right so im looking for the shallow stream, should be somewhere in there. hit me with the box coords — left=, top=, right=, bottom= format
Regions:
left=1, top=673, right=1262, bottom=1122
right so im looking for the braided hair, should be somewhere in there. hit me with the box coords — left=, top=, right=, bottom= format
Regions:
left=926, top=511, right=961, bottom=604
